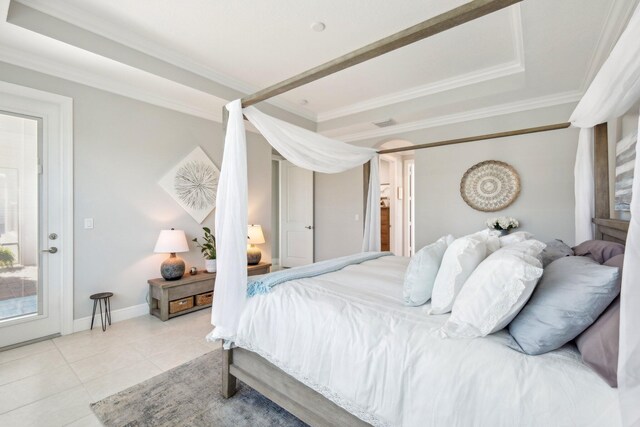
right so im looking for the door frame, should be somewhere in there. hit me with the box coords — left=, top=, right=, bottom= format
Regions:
left=0, top=81, right=74, bottom=336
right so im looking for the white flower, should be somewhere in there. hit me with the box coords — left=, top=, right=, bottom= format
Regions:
left=486, top=216, right=519, bottom=230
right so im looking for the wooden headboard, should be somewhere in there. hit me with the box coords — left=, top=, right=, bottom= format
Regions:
left=593, top=218, right=629, bottom=245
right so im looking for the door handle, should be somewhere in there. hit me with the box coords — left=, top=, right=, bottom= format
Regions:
left=42, top=247, right=58, bottom=254
left=305, top=226, right=313, bottom=230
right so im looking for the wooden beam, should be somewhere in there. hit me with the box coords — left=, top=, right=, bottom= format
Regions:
left=241, top=0, right=522, bottom=108
left=594, top=123, right=610, bottom=220
left=377, top=122, right=572, bottom=154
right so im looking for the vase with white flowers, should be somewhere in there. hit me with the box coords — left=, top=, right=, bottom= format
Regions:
left=486, top=217, right=519, bottom=236
left=192, top=227, right=217, bottom=273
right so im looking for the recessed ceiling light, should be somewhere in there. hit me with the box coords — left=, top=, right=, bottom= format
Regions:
left=299, top=99, right=309, bottom=106
left=311, top=22, right=326, bottom=32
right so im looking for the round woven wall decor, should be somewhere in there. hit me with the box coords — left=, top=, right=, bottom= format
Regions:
left=460, top=160, right=520, bottom=212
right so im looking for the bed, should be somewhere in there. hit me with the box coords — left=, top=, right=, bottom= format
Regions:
left=222, top=237, right=624, bottom=427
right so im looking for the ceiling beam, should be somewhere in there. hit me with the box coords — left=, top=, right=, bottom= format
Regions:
left=377, top=122, right=572, bottom=154
left=241, top=0, right=523, bottom=108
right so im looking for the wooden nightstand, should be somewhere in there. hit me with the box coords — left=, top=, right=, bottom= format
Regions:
left=148, top=262, right=272, bottom=321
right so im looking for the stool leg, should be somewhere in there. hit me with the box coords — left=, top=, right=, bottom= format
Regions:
left=99, top=298, right=106, bottom=332
left=90, top=299, right=98, bottom=330
left=106, top=297, right=112, bottom=326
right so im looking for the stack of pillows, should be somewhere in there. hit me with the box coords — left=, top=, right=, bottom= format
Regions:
left=403, top=232, right=625, bottom=387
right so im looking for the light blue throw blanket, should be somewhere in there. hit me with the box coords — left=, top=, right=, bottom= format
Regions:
left=247, top=251, right=392, bottom=297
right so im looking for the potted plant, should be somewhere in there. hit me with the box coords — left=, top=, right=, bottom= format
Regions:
left=486, top=216, right=519, bottom=236
left=193, top=227, right=217, bottom=272
left=0, top=246, right=15, bottom=268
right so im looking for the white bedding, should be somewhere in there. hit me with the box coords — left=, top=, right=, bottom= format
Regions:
left=234, top=256, right=621, bottom=427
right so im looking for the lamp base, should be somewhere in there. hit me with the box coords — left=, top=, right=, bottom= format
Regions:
left=247, top=245, right=262, bottom=265
left=161, top=253, right=185, bottom=280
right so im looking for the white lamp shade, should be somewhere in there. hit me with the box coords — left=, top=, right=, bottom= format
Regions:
left=247, top=224, right=265, bottom=245
left=154, top=229, right=189, bottom=253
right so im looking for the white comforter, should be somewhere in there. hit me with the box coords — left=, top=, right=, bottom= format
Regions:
left=234, top=256, right=621, bottom=427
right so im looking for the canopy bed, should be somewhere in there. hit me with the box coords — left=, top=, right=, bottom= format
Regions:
left=207, top=0, right=640, bottom=425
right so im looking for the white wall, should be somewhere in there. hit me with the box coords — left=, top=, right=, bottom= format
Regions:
left=313, top=103, right=580, bottom=254
left=0, top=61, right=273, bottom=319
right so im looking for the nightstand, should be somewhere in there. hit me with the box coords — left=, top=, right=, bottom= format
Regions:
left=148, top=262, right=272, bottom=321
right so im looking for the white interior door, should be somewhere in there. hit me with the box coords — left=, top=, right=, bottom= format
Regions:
left=0, top=84, right=73, bottom=348
left=280, top=161, right=313, bottom=267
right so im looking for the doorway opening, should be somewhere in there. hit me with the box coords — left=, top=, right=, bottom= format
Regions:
left=378, top=140, right=415, bottom=256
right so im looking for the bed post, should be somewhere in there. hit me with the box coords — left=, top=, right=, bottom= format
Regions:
left=593, top=122, right=610, bottom=239
left=363, top=161, right=371, bottom=228
left=222, top=348, right=238, bottom=398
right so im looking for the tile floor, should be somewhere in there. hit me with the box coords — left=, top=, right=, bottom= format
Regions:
left=0, top=309, right=219, bottom=426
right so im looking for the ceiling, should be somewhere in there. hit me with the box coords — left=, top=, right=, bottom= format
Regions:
left=0, top=0, right=637, bottom=141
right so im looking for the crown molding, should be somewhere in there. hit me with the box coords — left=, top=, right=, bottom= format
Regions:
left=335, top=90, right=583, bottom=143
left=581, top=0, right=639, bottom=91
left=0, top=43, right=225, bottom=123
left=14, top=0, right=317, bottom=121
left=316, top=4, right=525, bottom=122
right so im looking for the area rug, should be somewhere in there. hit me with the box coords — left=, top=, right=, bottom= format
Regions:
left=91, top=349, right=307, bottom=427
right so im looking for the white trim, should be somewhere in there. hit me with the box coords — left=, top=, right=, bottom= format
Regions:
left=334, top=90, right=583, bottom=142
left=581, top=0, right=640, bottom=91
left=0, top=81, right=74, bottom=338
left=14, top=0, right=317, bottom=122
left=271, top=258, right=280, bottom=266
left=73, top=303, right=149, bottom=333
left=316, top=5, right=526, bottom=122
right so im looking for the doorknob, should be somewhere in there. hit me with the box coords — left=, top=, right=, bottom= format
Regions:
left=42, top=247, right=58, bottom=254
left=305, top=226, right=313, bottom=230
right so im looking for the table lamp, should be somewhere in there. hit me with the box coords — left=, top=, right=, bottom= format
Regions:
left=154, top=228, right=189, bottom=280
left=247, top=224, right=265, bottom=265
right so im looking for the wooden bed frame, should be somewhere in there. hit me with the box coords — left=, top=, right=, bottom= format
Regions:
left=218, top=1, right=631, bottom=425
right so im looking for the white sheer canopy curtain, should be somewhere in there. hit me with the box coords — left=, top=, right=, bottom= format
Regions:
left=208, top=100, right=381, bottom=344
left=569, top=4, right=640, bottom=425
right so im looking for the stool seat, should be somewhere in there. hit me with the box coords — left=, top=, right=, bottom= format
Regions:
left=90, top=292, right=113, bottom=300
left=90, top=292, right=113, bottom=331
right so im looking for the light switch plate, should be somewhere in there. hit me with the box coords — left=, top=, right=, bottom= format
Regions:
left=84, top=218, right=94, bottom=229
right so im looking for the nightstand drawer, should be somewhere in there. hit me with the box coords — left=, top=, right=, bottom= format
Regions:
left=169, top=297, right=194, bottom=314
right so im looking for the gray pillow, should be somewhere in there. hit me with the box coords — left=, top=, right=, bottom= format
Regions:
left=509, top=256, right=620, bottom=355
left=541, top=239, right=573, bottom=267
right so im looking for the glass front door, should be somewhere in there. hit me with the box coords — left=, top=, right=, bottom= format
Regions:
left=0, top=112, right=40, bottom=323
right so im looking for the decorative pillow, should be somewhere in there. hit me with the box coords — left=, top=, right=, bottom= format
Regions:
left=541, top=239, right=574, bottom=268
left=575, top=254, right=624, bottom=387
left=572, top=240, right=625, bottom=264
left=429, top=234, right=488, bottom=314
left=403, top=235, right=455, bottom=306
left=509, top=256, right=620, bottom=355
left=440, top=239, right=545, bottom=338
left=473, top=229, right=500, bottom=254
left=499, top=231, right=533, bottom=247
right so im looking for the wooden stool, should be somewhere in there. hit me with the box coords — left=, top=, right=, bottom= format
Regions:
left=90, top=292, right=113, bottom=331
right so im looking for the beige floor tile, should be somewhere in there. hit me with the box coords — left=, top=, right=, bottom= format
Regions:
left=83, top=360, right=162, bottom=402
left=0, top=340, right=56, bottom=365
left=64, top=413, right=103, bottom=427
left=147, top=340, right=213, bottom=371
left=0, top=385, right=92, bottom=427
left=69, top=346, right=145, bottom=383
left=0, top=348, right=67, bottom=386
left=53, top=331, right=125, bottom=363
left=0, top=364, right=81, bottom=414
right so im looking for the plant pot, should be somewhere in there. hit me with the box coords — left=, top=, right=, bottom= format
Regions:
left=205, top=259, right=217, bottom=273
left=498, top=229, right=509, bottom=236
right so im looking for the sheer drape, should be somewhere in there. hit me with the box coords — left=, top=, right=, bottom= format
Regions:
left=209, top=101, right=381, bottom=343
left=569, top=4, right=640, bottom=425
left=573, top=128, right=595, bottom=242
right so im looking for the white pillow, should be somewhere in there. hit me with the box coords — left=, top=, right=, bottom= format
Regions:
left=403, top=235, right=454, bottom=306
left=440, top=239, right=546, bottom=338
left=429, top=233, right=488, bottom=314
left=499, top=231, right=533, bottom=247
left=473, top=229, right=500, bottom=254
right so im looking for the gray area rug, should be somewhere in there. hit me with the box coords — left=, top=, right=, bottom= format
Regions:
left=91, top=349, right=307, bottom=427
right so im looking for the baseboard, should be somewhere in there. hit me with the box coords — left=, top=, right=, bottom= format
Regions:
left=72, top=302, right=149, bottom=333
